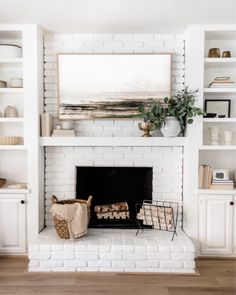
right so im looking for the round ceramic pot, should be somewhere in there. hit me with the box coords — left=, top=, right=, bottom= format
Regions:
left=161, top=116, right=181, bottom=137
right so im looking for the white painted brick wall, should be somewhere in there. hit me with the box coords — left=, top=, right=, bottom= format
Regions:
left=44, top=33, right=185, bottom=137
left=45, top=146, right=183, bottom=226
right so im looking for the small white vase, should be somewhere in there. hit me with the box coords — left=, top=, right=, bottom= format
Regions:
left=209, top=126, right=220, bottom=145
left=161, top=116, right=181, bottom=137
left=223, top=130, right=234, bottom=145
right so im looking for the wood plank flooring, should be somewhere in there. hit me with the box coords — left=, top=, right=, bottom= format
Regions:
left=0, top=256, right=235, bottom=295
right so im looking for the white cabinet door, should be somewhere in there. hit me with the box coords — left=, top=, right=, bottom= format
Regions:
left=0, top=194, right=26, bottom=253
left=199, top=194, right=233, bottom=255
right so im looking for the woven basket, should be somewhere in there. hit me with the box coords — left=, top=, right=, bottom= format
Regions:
left=0, top=178, right=6, bottom=187
left=51, top=195, right=92, bottom=239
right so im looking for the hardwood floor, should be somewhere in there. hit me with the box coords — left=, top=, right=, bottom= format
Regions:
left=0, top=256, right=235, bottom=295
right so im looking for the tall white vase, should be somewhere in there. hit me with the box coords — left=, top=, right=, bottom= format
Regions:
left=161, top=116, right=181, bottom=137
left=209, top=126, right=220, bottom=145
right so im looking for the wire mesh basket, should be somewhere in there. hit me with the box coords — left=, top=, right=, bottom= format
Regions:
left=136, top=200, right=179, bottom=240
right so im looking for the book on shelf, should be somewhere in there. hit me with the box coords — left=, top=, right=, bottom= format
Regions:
left=210, top=183, right=234, bottom=190
left=199, top=165, right=212, bottom=189
left=41, top=113, right=53, bottom=137
left=209, top=77, right=236, bottom=88
left=52, top=129, right=75, bottom=137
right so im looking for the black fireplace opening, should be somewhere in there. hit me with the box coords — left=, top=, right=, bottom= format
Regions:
left=76, top=166, right=152, bottom=228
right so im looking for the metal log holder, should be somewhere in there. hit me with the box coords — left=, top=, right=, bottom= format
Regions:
left=136, top=200, right=179, bottom=241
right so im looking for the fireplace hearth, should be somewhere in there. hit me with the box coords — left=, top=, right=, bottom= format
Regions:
left=76, top=166, right=152, bottom=228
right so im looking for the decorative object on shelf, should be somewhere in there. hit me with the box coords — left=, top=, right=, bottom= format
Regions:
left=51, top=195, right=93, bottom=239
left=10, top=78, right=23, bottom=88
left=40, top=113, right=53, bottom=137
left=223, top=130, right=234, bottom=145
left=222, top=51, right=231, bottom=58
left=209, top=126, right=220, bottom=145
left=0, top=178, right=6, bottom=188
left=199, top=165, right=212, bottom=189
left=7, top=183, right=27, bottom=189
left=211, top=169, right=234, bottom=190
left=0, top=80, right=7, bottom=88
left=209, top=77, right=235, bottom=88
left=208, top=48, right=220, bottom=58
left=138, top=122, right=154, bottom=137
left=58, top=53, right=171, bottom=119
left=204, top=113, right=217, bottom=118
left=4, top=106, right=18, bottom=118
left=160, top=116, right=181, bottom=137
left=52, top=129, right=75, bottom=137
left=0, top=136, right=21, bottom=145
left=136, top=200, right=179, bottom=240
left=139, top=87, right=204, bottom=137
left=212, top=169, right=229, bottom=181
left=205, top=99, right=231, bottom=118
left=56, top=124, right=61, bottom=130
left=0, top=44, right=22, bottom=58
left=61, top=120, right=74, bottom=130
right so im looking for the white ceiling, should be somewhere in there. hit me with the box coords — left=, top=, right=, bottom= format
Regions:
left=0, top=0, right=235, bottom=33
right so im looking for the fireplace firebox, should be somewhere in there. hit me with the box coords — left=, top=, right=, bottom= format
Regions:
left=76, top=166, right=152, bottom=228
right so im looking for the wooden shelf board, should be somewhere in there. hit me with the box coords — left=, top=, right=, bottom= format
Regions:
left=199, top=145, right=236, bottom=150
left=0, top=58, right=23, bottom=63
left=198, top=189, right=236, bottom=195
left=0, top=88, right=23, bottom=94
left=0, top=145, right=26, bottom=150
left=204, top=88, right=236, bottom=93
left=203, top=118, right=236, bottom=123
left=0, top=118, right=24, bottom=123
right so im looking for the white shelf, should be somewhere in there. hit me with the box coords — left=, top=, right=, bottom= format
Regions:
left=204, top=88, right=236, bottom=93
left=204, top=58, right=236, bottom=67
left=199, top=145, right=236, bottom=150
left=0, top=88, right=23, bottom=94
left=198, top=189, right=236, bottom=195
left=0, top=145, right=26, bottom=150
left=40, top=136, right=188, bottom=147
left=0, top=58, right=23, bottom=63
left=0, top=188, right=30, bottom=194
left=203, top=118, right=236, bottom=123
left=0, top=118, right=24, bottom=123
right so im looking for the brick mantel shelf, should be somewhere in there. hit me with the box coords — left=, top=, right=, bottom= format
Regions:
left=40, top=137, right=187, bottom=147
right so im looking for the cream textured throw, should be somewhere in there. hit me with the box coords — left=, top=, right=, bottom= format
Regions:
left=50, top=203, right=88, bottom=239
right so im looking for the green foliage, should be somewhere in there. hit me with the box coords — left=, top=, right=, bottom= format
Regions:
left=139, top=87, right=204, bottom=135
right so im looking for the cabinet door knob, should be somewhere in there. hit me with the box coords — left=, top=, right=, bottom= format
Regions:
left=229, top=201, right=234, bottom=206
left=20, top=200, right=25, bottom=204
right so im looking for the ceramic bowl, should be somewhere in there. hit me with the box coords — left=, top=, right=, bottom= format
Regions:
left=0, top=44, right=22, bottom=58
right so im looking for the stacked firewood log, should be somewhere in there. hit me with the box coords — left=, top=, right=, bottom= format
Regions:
left=94, top=202, right=130, bottom=220
left=137, top=203, right=174, bottom=230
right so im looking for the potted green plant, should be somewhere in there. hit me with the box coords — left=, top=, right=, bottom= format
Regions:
left=139, top=87, right=204, bottom=137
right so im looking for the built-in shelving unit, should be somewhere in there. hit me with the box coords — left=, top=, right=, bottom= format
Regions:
left=0, top=25, right=44, bottom=248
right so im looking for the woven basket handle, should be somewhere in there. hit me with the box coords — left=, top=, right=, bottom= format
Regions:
left=52, top=195, right=58, bottom=204
left=87, top=195, right=93, bottom=207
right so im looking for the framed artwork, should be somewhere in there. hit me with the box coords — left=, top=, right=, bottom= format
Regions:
left=212, top=169, right=229, bottom=181
left=205, top=99, right=231, bottom=118
left=58, top=53, right=172, bottom=119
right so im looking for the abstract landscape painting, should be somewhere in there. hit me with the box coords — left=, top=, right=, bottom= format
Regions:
left=58, top=54, right=171, bottom=119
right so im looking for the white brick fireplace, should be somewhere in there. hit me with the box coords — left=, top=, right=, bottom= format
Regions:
left=28, top=33, right=195, bottom=273
left=45, top=145, right=183, bottom=227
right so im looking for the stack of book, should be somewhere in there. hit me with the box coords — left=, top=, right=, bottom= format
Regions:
left=209, top=77, right=236, bottom=88
left=52, top=129, right=75, bottom=137
left=199, top=165, right=212, bottom=189
left=210, top=179, right=234, bottom=190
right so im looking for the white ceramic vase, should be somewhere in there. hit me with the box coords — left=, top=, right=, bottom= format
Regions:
left=160, top=116, right=181, bottom=137
left=209, top=126, right=220, bottom=145
left=223, top=130, right=234, bottom=145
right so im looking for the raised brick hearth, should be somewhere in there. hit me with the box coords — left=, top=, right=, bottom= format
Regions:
left=29, top=228, right=195, bottom=273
